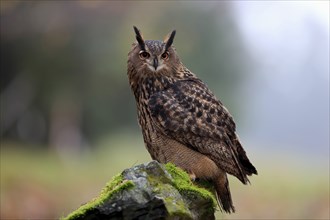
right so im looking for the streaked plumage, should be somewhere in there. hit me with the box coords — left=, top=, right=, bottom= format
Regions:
left=127, top=26, right=257, bottom=213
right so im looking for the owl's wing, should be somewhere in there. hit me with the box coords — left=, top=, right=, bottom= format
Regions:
left=148, top=79, right=256, bottom=183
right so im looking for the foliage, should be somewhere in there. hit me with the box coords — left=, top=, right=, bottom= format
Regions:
left=165, top=163, right=217, bottom=209
left=1, top=1, right=246, bottom=145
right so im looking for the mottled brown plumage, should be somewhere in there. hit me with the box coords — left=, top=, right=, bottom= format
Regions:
left=127, top=26, right=257, bottom=213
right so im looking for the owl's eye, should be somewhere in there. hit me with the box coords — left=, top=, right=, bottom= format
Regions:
left=161, top=51, right=169, bottom=60
left=139, top=51, right=150, bottom=59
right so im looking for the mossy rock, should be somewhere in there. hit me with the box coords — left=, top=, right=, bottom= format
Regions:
left=62, top=161, right=216, bottom=220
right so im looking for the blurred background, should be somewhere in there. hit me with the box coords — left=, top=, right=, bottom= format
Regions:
left=1, top=1, right=329, bottom=219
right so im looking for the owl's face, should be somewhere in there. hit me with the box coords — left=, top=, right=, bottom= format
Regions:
left=128, top=27, right=180, bottom=76
left=136, top=40, right=173, bottom=72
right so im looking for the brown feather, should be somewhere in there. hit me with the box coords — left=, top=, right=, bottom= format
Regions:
left=127, top=28, right=257, bottom=213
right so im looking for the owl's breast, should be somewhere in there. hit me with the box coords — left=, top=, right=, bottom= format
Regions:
left=134, top=76, right=178, bottom=160
left=136, top=102, right=165, bottom=159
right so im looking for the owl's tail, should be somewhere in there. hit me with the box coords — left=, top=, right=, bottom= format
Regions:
left=214, top=173, right=235, bottom=213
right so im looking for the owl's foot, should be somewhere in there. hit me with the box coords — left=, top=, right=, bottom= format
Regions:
left=189, top=172, right=196, bottom=182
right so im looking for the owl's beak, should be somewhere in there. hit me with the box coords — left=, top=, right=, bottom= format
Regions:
left=153, top=58, right=159, bottom=70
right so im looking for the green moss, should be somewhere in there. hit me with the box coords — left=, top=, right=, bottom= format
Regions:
left=145, top=166, right=192, bottom=218
left=164, top=196, right=192, bottom=218
left=165, top=163, right=217, bottom=208
left=62, top=174, right=134, bottom=220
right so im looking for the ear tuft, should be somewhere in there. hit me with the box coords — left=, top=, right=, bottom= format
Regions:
left=133, top=26, right=145, bottom=51
left=164, top=30, right=176, bottom=51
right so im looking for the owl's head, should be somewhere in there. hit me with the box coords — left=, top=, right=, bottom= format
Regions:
left=128, top=26, right=180, bottom=76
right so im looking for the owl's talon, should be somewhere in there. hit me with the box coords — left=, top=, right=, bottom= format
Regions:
left=189, top=172, right=196, bottom=182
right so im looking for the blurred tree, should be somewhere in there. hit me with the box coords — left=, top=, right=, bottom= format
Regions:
left=0, top=1, right=247, bottom=149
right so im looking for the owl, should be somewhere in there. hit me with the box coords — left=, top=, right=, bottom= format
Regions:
left=127, top=26, right=257, bottom=213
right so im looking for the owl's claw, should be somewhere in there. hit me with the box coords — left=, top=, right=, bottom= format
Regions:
left=189, top=172, right=196, bottom=182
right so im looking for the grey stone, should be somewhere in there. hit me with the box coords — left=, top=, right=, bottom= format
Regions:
left=63, top=161, right=216, bottom=220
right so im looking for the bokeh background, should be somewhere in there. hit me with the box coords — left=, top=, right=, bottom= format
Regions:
left=1, top=1, right=329, bottom=219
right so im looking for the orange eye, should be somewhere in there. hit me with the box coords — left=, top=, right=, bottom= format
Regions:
left=139, top=51, right=150, bottom=59
left=161, top=52, right=169, bottom=60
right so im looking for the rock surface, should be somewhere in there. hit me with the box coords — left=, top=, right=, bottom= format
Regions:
left=63, top=161, right=216, bottom=220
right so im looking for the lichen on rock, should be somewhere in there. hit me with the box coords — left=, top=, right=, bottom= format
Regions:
left=63, top=161, right=216, bottom=220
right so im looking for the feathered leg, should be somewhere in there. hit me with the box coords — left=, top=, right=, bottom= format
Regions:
left=214, top=172, right=235, bottom=213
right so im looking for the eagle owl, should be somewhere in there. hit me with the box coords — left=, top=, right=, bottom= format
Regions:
left=127, top=26, right=257, bottom=213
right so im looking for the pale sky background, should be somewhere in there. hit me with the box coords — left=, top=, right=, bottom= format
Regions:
left=231, top=1, right=329, bottom=160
